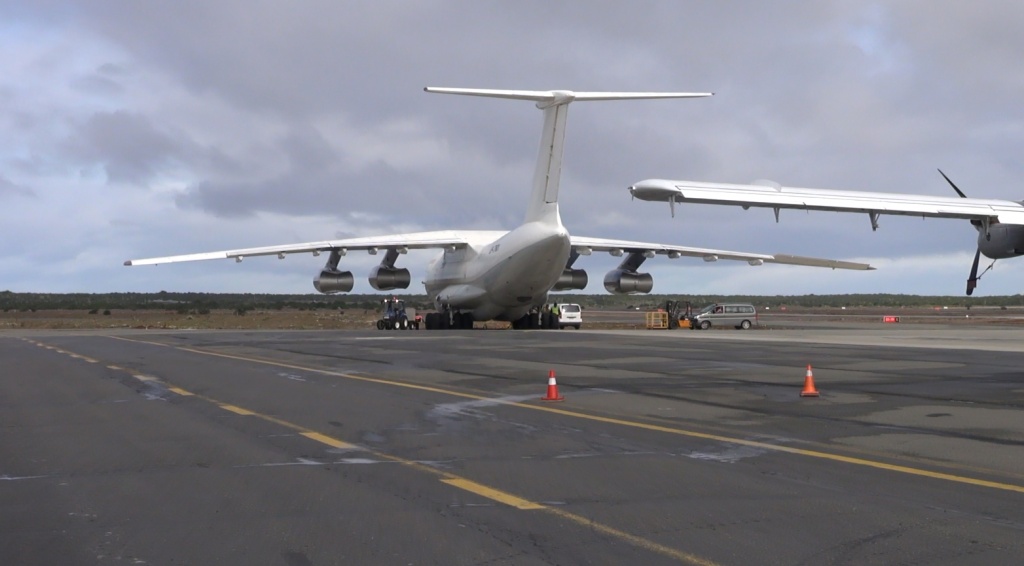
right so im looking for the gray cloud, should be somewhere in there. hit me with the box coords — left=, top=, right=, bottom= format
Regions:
left=64, top=110, right=182, bottom=185
left=0, top=175, right=33, bottom=198
left=4, top=2, right=1024, bottom=293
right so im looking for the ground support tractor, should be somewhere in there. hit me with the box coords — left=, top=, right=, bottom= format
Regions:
left=376, top=298, right=420, bottom=330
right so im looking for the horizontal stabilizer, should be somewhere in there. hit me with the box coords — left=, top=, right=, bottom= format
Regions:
left=425, top=87, right=713, bottom=104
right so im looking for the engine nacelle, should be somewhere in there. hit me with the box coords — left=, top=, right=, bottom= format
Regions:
left=979, top=223, right=1024, bottom=259
left=313, top=269, right=354, bottom=294
left=369, top=266, right=411, bottom=291
left=552, top=268, right=588, bottom=291
left=603, top=269, right=654, bottom=294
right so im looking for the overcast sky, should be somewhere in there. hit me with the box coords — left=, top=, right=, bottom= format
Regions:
left=4, top=2, right=1024, bottom=297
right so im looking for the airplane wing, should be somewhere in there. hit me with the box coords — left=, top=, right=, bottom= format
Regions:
left=569, top=236, right=874, bottom=270
left=123, top=230, right=508, bottom=266
left=628, top=178, right=1024, bottom=227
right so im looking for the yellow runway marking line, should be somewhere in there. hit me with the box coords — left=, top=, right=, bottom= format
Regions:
left=200, top=394, right=711, bottom=564
left=300, top=431, right=355, bottom=450
left=91, top=337, right=721, bottom=566
left=527, top=404, right=1024, bottom=495
left=107, top=365, right=123, bottom=371
left=543, top=506, right=719, bottom=566
left=219, top=404, right=255, bottom=416
left=210, top=396, right=714, bottom=564
left=174, top=345, right=487, bottom=401
left=167, top=386, right=194, bottom=397
left=132, top=374, right=157, bottom=382
left=104, top=334, right=1024, bottom=496
left=441, top=478, right=544, bottom=510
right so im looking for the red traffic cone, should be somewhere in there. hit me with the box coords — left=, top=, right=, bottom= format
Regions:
left=542, top=369, right=564, bottom=401
left=800, top=364, right=820, bottom=397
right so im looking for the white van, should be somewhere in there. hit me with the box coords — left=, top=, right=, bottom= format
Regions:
left=690, top=303, right=757, bottom=330
left=557, top=303, right=582, bottom=329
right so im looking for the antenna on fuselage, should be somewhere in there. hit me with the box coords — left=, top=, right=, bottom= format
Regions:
left=423, top=88, right=713, bottom=226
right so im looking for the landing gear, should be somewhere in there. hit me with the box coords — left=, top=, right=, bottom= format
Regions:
left=511, top=307, right=563, bottom=330
left=511, top=313, right=538, bottom=329
left=544, top=312, right=558, bottom=329
left=425, top=312, right=447, bottom=330
left=424, top=309, right=473, bottom=330
left=452, top=312, right=474, bottom=329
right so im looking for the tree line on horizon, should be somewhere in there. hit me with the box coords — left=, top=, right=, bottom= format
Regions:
left=2, top=290, right=1023, bottom=313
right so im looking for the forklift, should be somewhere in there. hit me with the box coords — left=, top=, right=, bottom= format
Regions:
left=664, top=300, right=692, bottom=329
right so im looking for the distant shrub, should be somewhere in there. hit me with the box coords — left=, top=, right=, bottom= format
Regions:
left=198, top=308, right=211, bottom=315
left=102, top=310, right=111, bottom=315
left=88, top=309, right=99, bottom=315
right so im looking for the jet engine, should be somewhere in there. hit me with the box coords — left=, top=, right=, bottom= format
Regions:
left=313, top=249, right=354, bottom=294
left=369, top=265, right=411, bottom=290
left=603, top=269, right=653, bottom=294
left=313, top=269, right=354, bottom=294
left=368, top=247, right=412, bottom=290
left=552, top=268, right=588, bottom=291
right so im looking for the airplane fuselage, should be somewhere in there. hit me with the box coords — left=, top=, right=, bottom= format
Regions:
left=424, top=222, right=571, bottom=321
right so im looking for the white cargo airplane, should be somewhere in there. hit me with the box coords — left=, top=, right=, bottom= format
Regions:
left=125, top=88, right=873, bottom=329
left=629, top=171, right=1024, bottom=295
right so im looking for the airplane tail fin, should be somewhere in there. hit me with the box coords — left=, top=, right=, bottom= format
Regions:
left=424, top=88, right=712, bottom=225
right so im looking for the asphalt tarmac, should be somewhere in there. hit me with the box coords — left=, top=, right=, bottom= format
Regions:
left=3, top=323, right=1023, bottom=565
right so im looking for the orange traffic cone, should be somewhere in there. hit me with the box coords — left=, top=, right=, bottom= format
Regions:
left=542, top=369, right=564, bottom=401
left=800, top=364, right=820, bottom=397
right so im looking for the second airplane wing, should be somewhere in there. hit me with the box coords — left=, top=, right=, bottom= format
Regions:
left=628, top=178, right=1024, bottom=227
